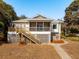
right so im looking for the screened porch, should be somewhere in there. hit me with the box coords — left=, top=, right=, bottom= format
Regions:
left=29, top=22, right=51, bottom=31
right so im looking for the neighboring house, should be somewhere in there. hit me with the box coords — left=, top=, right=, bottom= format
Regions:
left=8, top=15, right=62, bottom=43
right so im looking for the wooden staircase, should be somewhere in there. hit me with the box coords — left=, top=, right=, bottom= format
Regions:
left=16, top=28, right=41, bottom=44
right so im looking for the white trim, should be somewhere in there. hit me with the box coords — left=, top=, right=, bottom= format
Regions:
left=48, top=34, right=51, bottom=43
left=30, top=31, right=51, bottom=34
left=8, top=32, right=17, bottom=34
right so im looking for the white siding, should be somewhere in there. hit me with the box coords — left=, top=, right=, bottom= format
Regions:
left=52, top=23, right=61, bottom=34
left=58, top=24, right=61, bottom=34
left=53, top=24, right=58, bottom=32
left=31, top=31, right=51, bottom=43
left=25, top=23, right=29, bottom=31
left=13, top=22, right=29, bottom=31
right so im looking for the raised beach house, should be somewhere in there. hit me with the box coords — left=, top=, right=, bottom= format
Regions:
left=8, top=15, right=62, bottom=44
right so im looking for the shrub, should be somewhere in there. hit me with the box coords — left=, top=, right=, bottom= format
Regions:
left=52, top=40, right=64, bottom=43
left=69, top=27, right=79, bottom=34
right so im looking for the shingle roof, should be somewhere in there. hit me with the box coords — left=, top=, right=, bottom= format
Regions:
left=13, top=19, right=28, bottom=22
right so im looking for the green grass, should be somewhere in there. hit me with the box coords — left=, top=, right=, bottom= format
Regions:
left=62, top=36, right=79, bottom=41
left=66, top=37, right=79, bottom=41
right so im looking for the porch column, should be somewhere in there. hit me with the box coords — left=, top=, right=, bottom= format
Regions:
left=36, top=22, right=37, bottom=31
left=50, top=22, right=51, bottom=30
left=43, top=22, right=44, bottom=31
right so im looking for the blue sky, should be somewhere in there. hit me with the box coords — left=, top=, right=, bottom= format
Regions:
left=4, top=0, right=72, bottom=19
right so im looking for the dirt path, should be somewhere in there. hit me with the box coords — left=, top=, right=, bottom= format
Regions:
left=61, top=41, right=79, bottom=59
left=49, top=43, right=72, bottom=59
left=54, top=44, right=72, bottom=59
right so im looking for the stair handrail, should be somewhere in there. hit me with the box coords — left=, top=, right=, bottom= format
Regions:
left=16, top=28, right=41, bottom=44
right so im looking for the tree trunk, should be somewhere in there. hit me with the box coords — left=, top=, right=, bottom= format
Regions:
left=3, top=22, right=8, bottom=43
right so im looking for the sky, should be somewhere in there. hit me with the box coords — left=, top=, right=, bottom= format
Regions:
left=4, top=0, right=72, bottom=20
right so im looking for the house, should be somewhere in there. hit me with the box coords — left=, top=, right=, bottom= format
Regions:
left=8, top=15, right=62, bottom=44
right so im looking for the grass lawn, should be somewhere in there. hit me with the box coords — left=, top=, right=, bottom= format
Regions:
left=65, top=37, right=79, bottom=41
left=61, top=41, right=79, bottom=59
left=0, top=44, right=60, bottom=59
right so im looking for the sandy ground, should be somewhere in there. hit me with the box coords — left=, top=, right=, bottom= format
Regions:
left=61, top=41, right=79, bottom=59
left=0, top=43, right=60, bottom=59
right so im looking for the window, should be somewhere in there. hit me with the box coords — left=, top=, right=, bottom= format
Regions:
left=53, top=24, right=57, bottom=29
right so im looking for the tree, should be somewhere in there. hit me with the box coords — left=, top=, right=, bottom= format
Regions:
left=18, top=15, right=27, bottom=19
left=0, top=0, right=18, bottom=42
left=64, top=0, right=79, bottom=34
left=0, top=1, right=18, bottom=21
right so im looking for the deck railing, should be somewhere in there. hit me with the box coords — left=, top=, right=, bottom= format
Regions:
left=8, top=27, right=15, bottom=31
left=17, top=28, right=41, bottom=44
left=30, top=27, right=50, bottom=31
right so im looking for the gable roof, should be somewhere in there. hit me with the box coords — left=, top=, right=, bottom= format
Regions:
left=29, top=15, right=53, bottom=21
left=33, top=15, right=47, bottom=19
left=13, top=15, right=54, bottom=22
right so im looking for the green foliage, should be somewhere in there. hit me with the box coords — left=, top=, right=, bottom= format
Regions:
left=18, top=15, right=27, bottom=19
left=0, top=21, right=4, bottom=28
left=65, top=36, right=79, bottom=41
left=0, top=0, right=18, bottom=41
left=0, top=0, right=18, bottom=21
left=69, top=27, right=79, bottom=33
left=64, top=0, right=79, bottom=33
